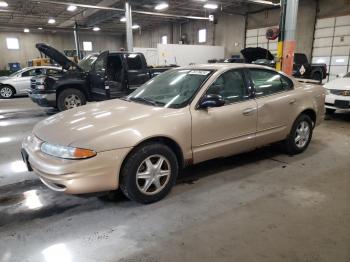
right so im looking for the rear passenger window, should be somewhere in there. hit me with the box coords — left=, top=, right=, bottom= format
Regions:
left=250, top=69, right=293, bottom=97
left=206, top=70, right=249, bottom=104
left=126, top=54, right=143, bottom=70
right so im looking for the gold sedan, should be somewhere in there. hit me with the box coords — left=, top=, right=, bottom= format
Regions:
left=22, top=64, right=325, bottom=204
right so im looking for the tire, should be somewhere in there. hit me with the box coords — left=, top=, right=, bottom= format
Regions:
left=0, top=85, right=15, bottom=99
left=57, top=88, right=86, bottom=111
left=120, top=143, right=179, bottom=204
left=326, top=108, right=336, bottom=115
left=284, top=114, right=313, bottom=155
left=311, top=71, right=322, bottom=84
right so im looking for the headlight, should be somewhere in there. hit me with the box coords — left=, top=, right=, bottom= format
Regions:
left=41, top=142, right=96, bottom=159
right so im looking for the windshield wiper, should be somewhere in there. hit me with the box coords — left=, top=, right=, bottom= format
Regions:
left=129, top=97, right=164, bottom=106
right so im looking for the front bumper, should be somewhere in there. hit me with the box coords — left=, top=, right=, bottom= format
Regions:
left=325, top=93, right=350, bottom=110
left=22, top=134, right=131, bottom=194
left=28, top=91, right=56, bottom=107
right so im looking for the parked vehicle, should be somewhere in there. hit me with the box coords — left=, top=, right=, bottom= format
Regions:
left=22, top=64, right=325, bottom=204
left=0, top=66, right=62, bottom=99
left=29, top=43, right=173, bottom=111
left=240, top=47, right=327, bottom=83
left=324, top=72, right=350, bottom=114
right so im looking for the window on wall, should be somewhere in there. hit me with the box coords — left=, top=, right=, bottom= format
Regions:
left=6, top=37, right=19, bottom=50
left=161, top=35, right=168, bottom=44
left=83, top=41, right=93, bottom=51
left=198, top=29, right=207, bottom=43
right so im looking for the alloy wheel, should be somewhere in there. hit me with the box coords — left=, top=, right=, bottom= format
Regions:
left=136, top=154, right=171, bottom=195
left=0, top=87, right=13, bottom=98
left=295, top=121, right=310, bottom=149
left=64, top=94, right=82, bottom=109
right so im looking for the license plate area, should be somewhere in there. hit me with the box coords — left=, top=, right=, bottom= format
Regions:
left=334, top=100, right=350, bottom=109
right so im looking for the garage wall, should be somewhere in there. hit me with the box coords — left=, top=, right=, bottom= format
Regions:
left=0, top=31, right=124, bottom=70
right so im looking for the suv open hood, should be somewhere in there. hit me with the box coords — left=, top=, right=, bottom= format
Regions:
left=36, top=43, right=81, bottom=71
left=241, top=47, right=274, bottom=63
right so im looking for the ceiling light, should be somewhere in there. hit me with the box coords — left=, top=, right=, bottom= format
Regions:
left=38, top=27, right=43, bottom=30
left=120, top=17, right=126, bottom=22
left=24, top=28, right=30, bottom=33
left=67, top=5, right=77, bottom=12
left=132, top=24, right=140, bottom=29
left=204, top=3, right=218, bottom=9
left=48, top=18, right=56, bottom=24
left=247, top=0, right=280, bottom=6
left=93, top=26, right=100, bottom=31
left=0, top=1, right=8, bottom=7
left=155, top=3, right=169, bottom=10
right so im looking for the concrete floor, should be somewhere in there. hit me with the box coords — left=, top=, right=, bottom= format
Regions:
left=0, top=97, right=349, bottom=262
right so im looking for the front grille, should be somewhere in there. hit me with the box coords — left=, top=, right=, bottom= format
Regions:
left=330, top=89, right=350, bottom=96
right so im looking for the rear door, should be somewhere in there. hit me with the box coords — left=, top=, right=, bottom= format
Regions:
left=125, top=53, right=150, bottom=91
left=90, top=51, right=109, bottom=100
left=248, top=68, right=296, bottom=147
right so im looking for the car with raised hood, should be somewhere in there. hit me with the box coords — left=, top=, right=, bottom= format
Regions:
left=22, top=64, right=325, bottom=204
left=29, top=43, right=173, bottom=111
left=324, top=72, right=350, bottom=114
left=0, top=66, right=62, bottom=99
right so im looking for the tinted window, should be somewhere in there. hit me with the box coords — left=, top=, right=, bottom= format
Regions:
left=206, top=70, right=248, bottom=104
left=94, top=55, right=106, bottom=74
left=250, top=69, right=292, bottom=97
left=294, top=53, right=308, bottom=64
left=127, top=54, right=143, bottom=70
left=46, top=69, right=61, bottom=76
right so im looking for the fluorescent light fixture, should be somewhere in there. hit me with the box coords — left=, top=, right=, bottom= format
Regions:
left=155, top=3, right=169, bottom=10
left=48, top=18, right=56, bottom=24
left=0, top=1, right=8, bottom=7
left=120, top=16, right=126, bottom=22
left=93, top=26, right=100, bottom=31
left=67, top=5, right=77, bottom=12
left=247, top=0, right=280, bottom=6
left=24, top=28, right=30, bottom=33
left=132, top=24, right=140, bottom=29
left=204, top=3, right=218, bottom=9
left=38, top=27, right=43, bottom=30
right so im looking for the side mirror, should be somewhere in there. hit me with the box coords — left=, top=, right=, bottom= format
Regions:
left=199, top=94, right=225, bottom=109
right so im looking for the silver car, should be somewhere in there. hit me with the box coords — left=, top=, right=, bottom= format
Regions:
left=0, top=66, right=62, bottom=99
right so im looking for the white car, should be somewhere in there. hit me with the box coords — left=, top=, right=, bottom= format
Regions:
left=324, top=72, right=350, bottom=114
left=0, top=66, right=62, bottom=99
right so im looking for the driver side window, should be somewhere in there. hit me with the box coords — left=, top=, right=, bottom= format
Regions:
left=94, top=55, right=107, bottom=74
left=206, top=70, right=248, bottom=104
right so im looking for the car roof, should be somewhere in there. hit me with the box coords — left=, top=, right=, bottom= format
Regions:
left=24, top=66, right=62, bottom=70
left=178, top=63, right=277, bottom=71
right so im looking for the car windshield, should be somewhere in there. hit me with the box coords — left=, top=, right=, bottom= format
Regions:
left=9, top=68, right=26, bottom=77
left=78, top=54, right=98, bottom=72
left=127, top=69, right=214, bottom=108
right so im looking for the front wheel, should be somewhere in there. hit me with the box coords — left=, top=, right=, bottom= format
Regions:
left=57, top=88, right=86, bottom=111
left=120, top=143, right=179, bottom=204
left=284, top=114, right=313, bottom=155
left=0, top=85, right=15, bottom=99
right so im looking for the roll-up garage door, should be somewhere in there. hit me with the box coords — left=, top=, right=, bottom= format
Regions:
left=312, top=15, right=350, bottom=81
left=245, top=26, right=279, bottom=56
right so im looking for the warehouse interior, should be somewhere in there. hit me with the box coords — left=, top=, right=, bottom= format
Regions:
left=0, top=0, right=349, bottom=261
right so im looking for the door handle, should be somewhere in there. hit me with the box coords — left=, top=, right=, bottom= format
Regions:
left=289, top=98, right=297, bottom=104
left=242, top=108, right=256, bottom=116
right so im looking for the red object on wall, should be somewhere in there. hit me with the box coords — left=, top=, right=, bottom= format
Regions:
left=266, top=27, right=280, bottom=41
left=282, top=40, right=296, bottom=76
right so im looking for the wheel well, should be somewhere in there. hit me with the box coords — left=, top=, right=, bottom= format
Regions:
left=300, top=109, right=316, bottom=126
left=1, top=84, right=16, bottom=94
left=56, top=84, right=87, bottom=99
left=121, top=137, right=185, bottom=173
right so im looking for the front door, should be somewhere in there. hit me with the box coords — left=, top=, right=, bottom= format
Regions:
left=191, top=69, right=257, bottom=163
left=90, top=51, right=109, bottom=100
left=247, top=68, right=296, bottom=147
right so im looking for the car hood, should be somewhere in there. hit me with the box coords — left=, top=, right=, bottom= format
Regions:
left=33, top=99, right=179, bottom=151
left=0, top=76, right=9, bottom=82
left=241, top=47, right=274, bottom=63
left=36, top=43, right=81, bottom=71
left=324, top=78, right=350, bottom=90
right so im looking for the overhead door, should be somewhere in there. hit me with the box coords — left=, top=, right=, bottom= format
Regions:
left=245, top=26, right=279, bottom=56
left=312, top=15, right=350, bottom=81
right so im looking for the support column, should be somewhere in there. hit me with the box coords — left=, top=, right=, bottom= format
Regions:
left=73, top=22, right=81, bottom=60
left=125, top=1, right=133, bottom=52
left=281, top=0, right=299, bottom=75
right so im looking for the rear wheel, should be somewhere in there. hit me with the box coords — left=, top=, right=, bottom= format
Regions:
left=57, top=88, right=86, bottom=111
left=120, top=143, right=178, bottom=204
left=326, top=108, right=336, bottom=115
left=284, top=114, right=313, bottom=155
left=0, top=85, right=15, bottom=99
